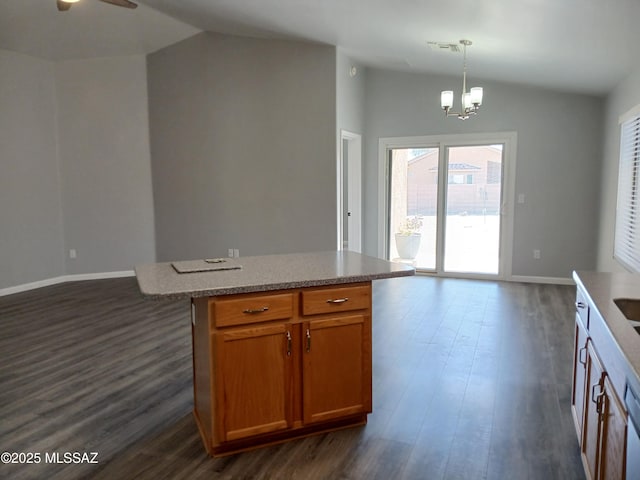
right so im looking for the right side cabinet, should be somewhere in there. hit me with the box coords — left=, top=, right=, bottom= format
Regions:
left=300, top=284, right=372, bottom=425
left=572, top=289, right=628, bottom=480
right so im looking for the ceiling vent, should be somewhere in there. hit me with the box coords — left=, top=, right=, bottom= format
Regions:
left=427, top=42, right=462, bottom=53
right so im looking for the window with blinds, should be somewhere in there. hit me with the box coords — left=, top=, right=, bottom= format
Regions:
left=615, top=108, right=640, bottom=272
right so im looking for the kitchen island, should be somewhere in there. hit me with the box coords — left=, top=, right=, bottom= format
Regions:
left=135, top=251, right=415, bottom=456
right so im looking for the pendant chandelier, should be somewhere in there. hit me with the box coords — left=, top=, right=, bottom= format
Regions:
left=440, top=40, right=483, bottom=120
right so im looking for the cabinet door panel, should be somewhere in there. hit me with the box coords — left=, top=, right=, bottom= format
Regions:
left=572, top=314, right=589, bottom=440
left=302, top=315, right=371, bottom=424
left=599, top=377, right=627, bottom=480
left=216, top=323, right=292, bottom=441
left=582, top=341, right=605, bottom=480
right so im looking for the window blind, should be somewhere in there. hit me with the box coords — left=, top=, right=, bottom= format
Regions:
left=614, top=111, right=640, bottom=272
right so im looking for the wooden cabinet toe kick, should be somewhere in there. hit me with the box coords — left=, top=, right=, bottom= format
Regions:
left=194, top=408, right=367, bottom=457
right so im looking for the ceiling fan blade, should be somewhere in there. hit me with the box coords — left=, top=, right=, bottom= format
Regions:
left=99, top=0, right=138, bottom=8
left=56, top=0, right=72, bottom=11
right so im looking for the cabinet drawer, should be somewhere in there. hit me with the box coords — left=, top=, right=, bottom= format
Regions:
left=302, top=284, right=370, bottom=316
left=575, top=288, right=589, bottom=329
left=213, top=293, right=294, bottom=328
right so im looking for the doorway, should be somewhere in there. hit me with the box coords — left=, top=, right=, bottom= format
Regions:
left=380, top=133, right=516, bottom=279
left=339, top=130, right=362, bottom=252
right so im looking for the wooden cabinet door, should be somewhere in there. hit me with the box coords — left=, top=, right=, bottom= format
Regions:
left=302, top=314, right=371, bottom=424
left=599, top=377, right=627, bottom=480
left=572, top=314, right=589, bottom=439
left=582, top=340, right=605, bottom=480
left=216, top=323, right=293, bottom=442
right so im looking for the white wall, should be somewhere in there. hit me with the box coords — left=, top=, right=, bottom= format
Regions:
left=55, top=55, right=156, bottom=274
left=0, top=49, right=65, bottom=289
left=363, top=69, right=604, bottom=279
left=597, top=66, right=640, bottom=272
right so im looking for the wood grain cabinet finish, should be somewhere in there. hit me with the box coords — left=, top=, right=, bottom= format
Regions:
left=572, top=286, right=628, bottom=480
left=599, top=377, right=627, bottom=480
left=192, top=282, right=372, bottom=456
left=581, top=341, right=606, bottom=480
left=215, top=322, right=293, bottom=442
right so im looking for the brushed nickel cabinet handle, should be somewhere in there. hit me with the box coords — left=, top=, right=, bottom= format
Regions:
left=579, top=346, right=587, bottom=366
left=326, top=297, right=349, bottom=304
left=591, top=383, right=603, bottom=405
left=595, top=390, right=606, bottom=415
left=306, top=328, right=311, bottom=353
left=243, top=306, right=269, bottom=314
left=286, top=331, right=292, bottom=357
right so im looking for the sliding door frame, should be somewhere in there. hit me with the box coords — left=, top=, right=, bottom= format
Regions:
left=378, top=132, right=517, bottom=280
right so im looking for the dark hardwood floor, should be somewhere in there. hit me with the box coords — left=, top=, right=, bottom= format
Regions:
left=0, top=275, right=584, bottom=479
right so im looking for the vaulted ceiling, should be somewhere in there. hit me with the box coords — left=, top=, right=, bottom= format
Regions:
left=1, top=0, right=638, bottom=95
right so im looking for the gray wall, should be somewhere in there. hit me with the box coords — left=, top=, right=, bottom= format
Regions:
left=0, top=49, right=65, bottom=289
left=336, top=49, right=366, bottom=135
left=363, top=69, right=604, bottom=279
left=597, top=66, right=640, bottom=272
left=55, top=55, right=156, bottom=274
left=0, top=51, right=156, bottom=290
left=147, top=32, right=337, bottom=261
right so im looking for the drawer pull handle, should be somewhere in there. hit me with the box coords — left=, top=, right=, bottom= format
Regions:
left=575, top=301, right=586, bottom=311
left=243, top=306, right=269, bottom=314
left=326, top=297, right=349, bottom=304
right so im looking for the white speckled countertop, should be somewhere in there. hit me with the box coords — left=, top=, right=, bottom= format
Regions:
left=135, top=251, right=415, bottom=299
left=573, top=270, right=640, bottom=389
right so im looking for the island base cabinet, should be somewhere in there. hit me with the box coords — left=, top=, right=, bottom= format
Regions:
left=192, top=283, right=373, bottom=456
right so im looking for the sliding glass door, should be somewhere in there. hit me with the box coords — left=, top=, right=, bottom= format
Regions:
left=443, top=145, right=503, bottom=274
left=386, top=138, right=508, bottom=278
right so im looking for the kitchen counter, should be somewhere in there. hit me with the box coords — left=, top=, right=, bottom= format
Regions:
left=135, top=250, right=415, bottom=299
left=573, top=270, right=640, bottom=390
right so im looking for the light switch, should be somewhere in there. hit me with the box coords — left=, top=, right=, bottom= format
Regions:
left=517, top=194, right=525, bottom=204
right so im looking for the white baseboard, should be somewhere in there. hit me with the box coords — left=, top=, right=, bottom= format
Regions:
left=509, top=275, right=575, bottom=285
left=0, top=270, right=135, bottom=297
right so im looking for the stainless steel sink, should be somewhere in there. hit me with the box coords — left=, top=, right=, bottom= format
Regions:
left=614, top=298, right=640, bottom=333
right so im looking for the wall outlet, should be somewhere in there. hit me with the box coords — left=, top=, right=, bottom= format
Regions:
left=69, top=249, right=77, bottom=259
left=233, top=249, right=240, bottom=258
left=533, top=249, right=541, bottom=259
left=228, top=248, right=234, bottom=258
